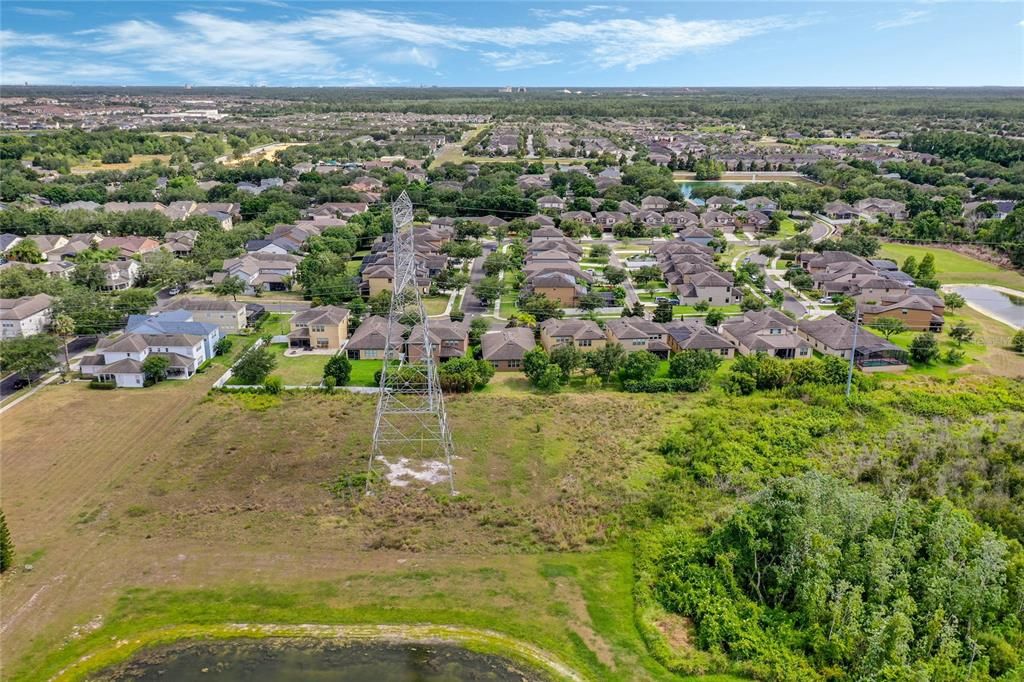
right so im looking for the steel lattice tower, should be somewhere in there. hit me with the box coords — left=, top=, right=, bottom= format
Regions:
left=367, top=191, right=456, bottom=495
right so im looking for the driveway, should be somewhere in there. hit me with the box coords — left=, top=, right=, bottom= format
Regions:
left=461, top=244, right=494, bottom=316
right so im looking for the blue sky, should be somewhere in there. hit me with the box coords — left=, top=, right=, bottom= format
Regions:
left=1, top=1, right=1022, bottom=86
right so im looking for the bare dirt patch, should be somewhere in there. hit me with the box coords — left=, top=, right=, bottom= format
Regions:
left=654, top=613, right=694, bottom=654
left=553, top=577, right=617, bottom=670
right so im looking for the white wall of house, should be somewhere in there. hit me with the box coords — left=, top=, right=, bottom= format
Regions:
left=1, top=309, right=51, bottom=338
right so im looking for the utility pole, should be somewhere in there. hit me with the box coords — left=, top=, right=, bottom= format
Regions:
left=846, top=301, right=859, bottom=398
left=367, top=191, right=457, bottom=495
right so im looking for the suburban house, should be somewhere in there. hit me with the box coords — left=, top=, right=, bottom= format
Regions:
left=854, top=198, right=908, bottom=221
left=641, top=195, right=671, bottom=211
left=163, top=230, right=199, bottom=257
left=678, top=227, right=714, bottom=247
left=605, top=318, right=671, bottom=358
left=405, top=318, right=470, bottom=363
left=160, top=298, right=248, bottom=333
left=345, top=316, right=403, bottom=360
left=481, top=328, right=536, bottom=371
left=126, top=309, right=220, bottom=360
left=212, top=253, right=300, bottom=294
left=798, top=314, right=908, bottom=372
left=97, top=236, right=161, bottom=259
left=527, top=271, right=587, bottom=307
left=705, top=196, right=737, bottom=210
left=744, top=196, right=777, bottom=212
left=662, top=319, right=736, bottom=357
left=665, top=211, right=700, bottom=229
left=721, top=310, right=812, bottom=359
left=79, top=331, right=208, bottom=388
left=539, top=318, right=606, bottom=352
left=100, top=260, right=141, bottom=291
left=823, top=201, right=856, bottom=220
left=701, top=210, right=736, bottom=232
left=287, top=305, right=350, bottom=351
left=860, top=295, right=945, bottom=332
left=0, top=293, right=52, bottom=338
left=595, top=211, right=627, bottom=229
left=537, top=195, right=566, bottom=210
left=741, top=210, right=771, bottom=232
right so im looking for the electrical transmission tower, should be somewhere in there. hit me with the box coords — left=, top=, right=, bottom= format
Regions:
left=367, top=191, right=456, bottom=495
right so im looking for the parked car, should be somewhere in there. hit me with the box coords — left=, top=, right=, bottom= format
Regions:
left=167, top=286, right=181, bottom=296
left=11, top=377, right=30, bottom=391
left=655, top=296, right=669, bottom=303
left=818, top=296, right=833, bottom=304
left=668, top=296, right=680, bottom=304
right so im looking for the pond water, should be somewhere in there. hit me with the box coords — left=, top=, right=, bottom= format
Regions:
left=678, top=181, right=747, bottom=204
left=98, top=639, right=548, bottom=681
left=945, top=285, right=1024, bottom=329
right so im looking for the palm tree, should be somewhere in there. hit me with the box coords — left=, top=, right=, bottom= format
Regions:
left=52, top=313, right=76, bottom=380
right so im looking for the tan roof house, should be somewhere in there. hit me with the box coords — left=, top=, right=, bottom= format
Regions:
left=287, top=305, right=350, bottom=350
left=539, top=318, right=606, bottom=352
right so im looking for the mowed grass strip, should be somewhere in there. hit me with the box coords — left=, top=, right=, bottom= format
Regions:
left=878, top=243, right=1024, bottom=290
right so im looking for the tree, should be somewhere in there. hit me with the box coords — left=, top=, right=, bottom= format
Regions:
left=909, top=332, right=940, bottom=364
left=873, top=317, right=906, bottom=340
left=705, top=309, right=726, bottom=327
left=522, top=347, right=551, bottom=385
left=70, top=261, right=107, bottom=291
left=7, top=240, right=43, bottom=264
left=901, top=255, right=918, bottom=279
left=117, top=288, right=157, bottom=315
left=915, top=253, right=938, bottom=288
left=618, top=350, right=660, bottom=383
left=603, top=266, right=627, bottom=285
left=549, top=343, right=584, bottom=383
left=943, top=292, right=966, bottom=311
left=233, top=345, right=276, bottom=384
left=472, top=276, right=505, bottom=306
left=585, top=342, right=626, bottom=383
left=141, top=354, right=171, bottom=383
left=213, top=275, right=246, bottom=301
left=438, top=356, right=494, bottom=392
left=653, top=299, right=673, bottom=323
left=668, top=349, right=723, bottom=391
left=740, top=295, right=766, bottom=312
left=0, top=510, right=12, bottom=573
left=578, top=291, right=605, bottom=311
left=52, top=313, right=75, bottom=377
left=0, top=334, right=59, bottom=381
left=1011, top=329, right=1024, bottom=353
left=948, top=321, right=975, bottom=347
left=534, top=364, right=563, bottom=393
left=519, top=293, right=563, bottom=321
left=214, top=337, right=233, bottom=356
left=835, top=297, right=857, bottom=321
left=323, top=354, right=352, bottom=385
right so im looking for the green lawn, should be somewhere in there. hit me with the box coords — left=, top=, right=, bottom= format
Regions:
left=878, top=243, right=1024, bottom=290
left=348, top=359, right=383, bottom=387
left=422, top=295, right=450, bottom=316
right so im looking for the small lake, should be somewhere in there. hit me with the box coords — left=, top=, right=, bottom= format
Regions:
left=98, top=639, right=548, bottom=681
left=679, top=181, right=747, bottom=204
left=946, top=285, right=1024, bottom=329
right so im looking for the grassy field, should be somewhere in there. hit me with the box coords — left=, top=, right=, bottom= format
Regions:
left=0, top=378, right=749, bottom=681
left=878, top=243, right=1024, bottom=290
left=70, top=154, right=171, bottom=174
left=422, top=295, right=451, bottom=316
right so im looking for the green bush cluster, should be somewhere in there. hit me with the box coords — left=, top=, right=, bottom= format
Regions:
left=652, top=473, right=1024, bottom=681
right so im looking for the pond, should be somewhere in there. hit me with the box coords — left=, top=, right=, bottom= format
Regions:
left=945, top=285, right=1024, bottom=329
left=678, top=181, right=747, bottom=204
left=98, top=639, right=549, bottom=681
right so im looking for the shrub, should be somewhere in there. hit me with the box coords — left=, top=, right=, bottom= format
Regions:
left=323, top=354, right=352, bottom=385
left=909, top=332, right=941, bottom=364
left=214, top=337, right=233, bottom=356
left=322, top=376, right=337, bottom=392
left=88, top=380, right=116, bottom=390
left=1013, top=329, right=1024, bottom=353
left=667, top=350, right=722, bottom=392
left=263, top=376, right=283, bottom=394
left=438, top=356, right=494, bottom=392
left=618, top=350, right=660, bottom=383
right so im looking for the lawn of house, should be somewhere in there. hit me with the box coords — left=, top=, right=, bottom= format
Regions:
left=348, top=359, right=383, bottom=387
left=422, top=295, right=450, bottom=316
left=878, top=243, right=1024, bottom=290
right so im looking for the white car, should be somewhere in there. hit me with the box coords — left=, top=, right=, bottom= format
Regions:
left=818, top=296, right=833, bottom=304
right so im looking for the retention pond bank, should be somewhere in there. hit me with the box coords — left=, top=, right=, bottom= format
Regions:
left=99, top=638, right=548, bottom=681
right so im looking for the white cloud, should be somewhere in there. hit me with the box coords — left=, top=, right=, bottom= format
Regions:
left=14, top=7, right=72, bottom=18
left=0, top=29, right=68, bottom=49
left=875, top=10, right=930, bottom=30
left=0, top=7, right=814, bottom=83
left=481, top=51, right=561, bottom=71
left=529, top=5, right=623, bottom=19
left=1, top=55, right=139, bottom=84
